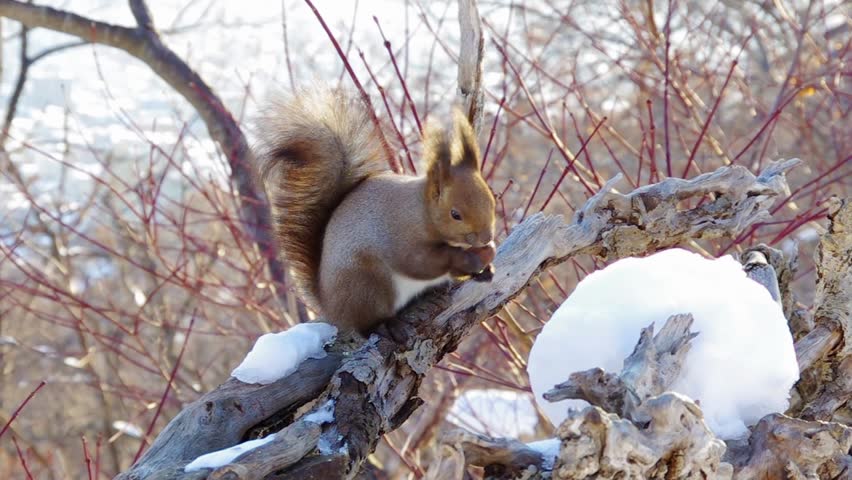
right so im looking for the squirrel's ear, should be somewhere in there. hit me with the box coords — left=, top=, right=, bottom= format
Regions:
left=424, top=118, right=452, bottom=199
left=452, top=108, right=481, bottom=171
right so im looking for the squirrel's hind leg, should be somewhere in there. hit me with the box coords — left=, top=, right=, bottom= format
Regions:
left=320, top=260, right=396, bottom=336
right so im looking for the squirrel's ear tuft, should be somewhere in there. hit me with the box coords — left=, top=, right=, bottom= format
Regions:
left=452, top=108, right=481, bottom=171
left=424, top=118, right=452, bottom=199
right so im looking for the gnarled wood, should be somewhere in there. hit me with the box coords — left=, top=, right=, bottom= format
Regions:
left=117, top=356, right=341, bottom=479
left=554, top=394, right=731, bottom=479
left=434, top=429, right=548, bottom=478
left=728, top=414, right=852, bottom=480
left=544, top=313, right=697, bottom=421
left=435, top=197, right=852, bottom=480
left=117, top=160, right=798, bottom=479
left=792, top=198, right=852, bottom=422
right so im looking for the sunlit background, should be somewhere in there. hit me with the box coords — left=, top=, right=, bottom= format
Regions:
left=0, top=0, right=848, bottom=477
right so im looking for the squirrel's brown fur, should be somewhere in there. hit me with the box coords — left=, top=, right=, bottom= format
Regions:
left=255, top=88, right=387, bottom=308
left=256, top=87, right=495, bottom=333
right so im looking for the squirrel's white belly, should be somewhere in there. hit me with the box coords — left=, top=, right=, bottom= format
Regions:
left=392, top=274, right=450, bottom=312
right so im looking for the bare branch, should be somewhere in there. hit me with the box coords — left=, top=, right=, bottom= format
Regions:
left=457, top=0, right=484, bottom=130
left=0, top=0, right=290, bottom=300
left=129, top=0, right=156, bottom=32
left=545, top=313, right=697, bottom=421
left=118, top=355, right=341, bottom=479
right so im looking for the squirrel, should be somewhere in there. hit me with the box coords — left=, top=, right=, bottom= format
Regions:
left=255, top=87, right=496, bottom=334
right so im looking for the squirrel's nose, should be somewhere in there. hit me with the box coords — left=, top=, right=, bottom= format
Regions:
left=465, top=233, right=478, bottom=246
left=467, top=230, right=492, bottom=248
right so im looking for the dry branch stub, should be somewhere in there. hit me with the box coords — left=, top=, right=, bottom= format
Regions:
left=543, top=313, right=697, bottom=422
left=117, top=161, right=800, bottom=478
left=538, top=314, right=733, bottom=479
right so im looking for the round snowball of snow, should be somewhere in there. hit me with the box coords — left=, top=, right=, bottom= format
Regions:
left=527, top=248, right=799, bottom=439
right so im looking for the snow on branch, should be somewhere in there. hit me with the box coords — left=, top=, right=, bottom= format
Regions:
left=116, top=160, right=801, bottom=479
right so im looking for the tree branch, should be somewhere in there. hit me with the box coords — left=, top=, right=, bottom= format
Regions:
left=128, top=0, right=156, bottom=32
left=457, top=0, right=484, bottom=129
left=0, top=0, right=289, bottom=300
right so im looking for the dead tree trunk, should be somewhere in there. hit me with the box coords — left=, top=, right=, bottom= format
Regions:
left=116, top=159, right=802, bottom=479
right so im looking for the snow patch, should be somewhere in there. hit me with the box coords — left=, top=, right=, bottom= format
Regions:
left=448, top=389, right=538, bottom=438
left=184, top=435, right=275, bottom=472
left=303, top=400, right=335, bottom=425
left=232, top=323, right=337, bottom=385
left=527, top=438, right=560, bottom=470
left=527, top=248, right=799, bottom=439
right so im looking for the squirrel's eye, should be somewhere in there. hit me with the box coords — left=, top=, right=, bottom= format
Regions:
left=450, top=209, right=462, bottom=221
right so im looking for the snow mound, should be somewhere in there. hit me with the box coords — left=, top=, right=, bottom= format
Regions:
left=184, top=435, right=275, bottom=472
left=232, top=322, right=337, bottom=385
left=527, top=248, right=799, bottom=439
left=447, top=389, right=538, bottom=438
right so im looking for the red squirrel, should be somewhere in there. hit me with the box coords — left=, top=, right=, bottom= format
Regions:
left=255, top=87, right=496, bottom=334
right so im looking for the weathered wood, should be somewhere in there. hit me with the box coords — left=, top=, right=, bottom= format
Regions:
left=439, top=197, right=852, bottom=479
left=544, top=313, right=697, bottom=421
left=727, top=414, right=852, bottom=479
left=456, top=0, right=485, bottom=129
left=116, top=355, right=341, bottom=480
left=206, top=421, right=321, bottom=480
left=436, top=429, right=548, bottom=478
left=792, top=198, right=852, bottom=422
left=117, top=160, right=798, bottom=479
left=555, top=394, right=731, bottom=479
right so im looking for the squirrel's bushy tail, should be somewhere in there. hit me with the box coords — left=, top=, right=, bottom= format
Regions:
left=255, top=87, right=389, bottom=306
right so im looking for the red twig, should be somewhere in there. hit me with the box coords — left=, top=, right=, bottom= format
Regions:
left=374, top=16, right=423, bottom=135
left=132, top=314, right=196, bottom=463
left=681, top=60, right=737, bottom=178
left=303, top=0, right=401, bottom=172
left=540, top=117, right=607, bottom=211
left=521, top=149, right=554, bottom=221
left=662, top=0, right=674, bottom=177
left=481, top=97, right=505, bottom=173
left=11, top=436, right=34, bottom=480
left=0, top=381, right=46, bottom=440
left=82, top=436, right=94, bottom=480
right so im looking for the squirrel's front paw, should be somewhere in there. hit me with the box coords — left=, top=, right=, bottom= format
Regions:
left=468, top=242, right=496, bottom=266
left=450, top=242, right=496, bottom=278
left=472, top=263, right=494, bottom=282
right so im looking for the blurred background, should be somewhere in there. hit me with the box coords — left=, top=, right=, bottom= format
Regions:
left=0, top=0, right=848, bottom=477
